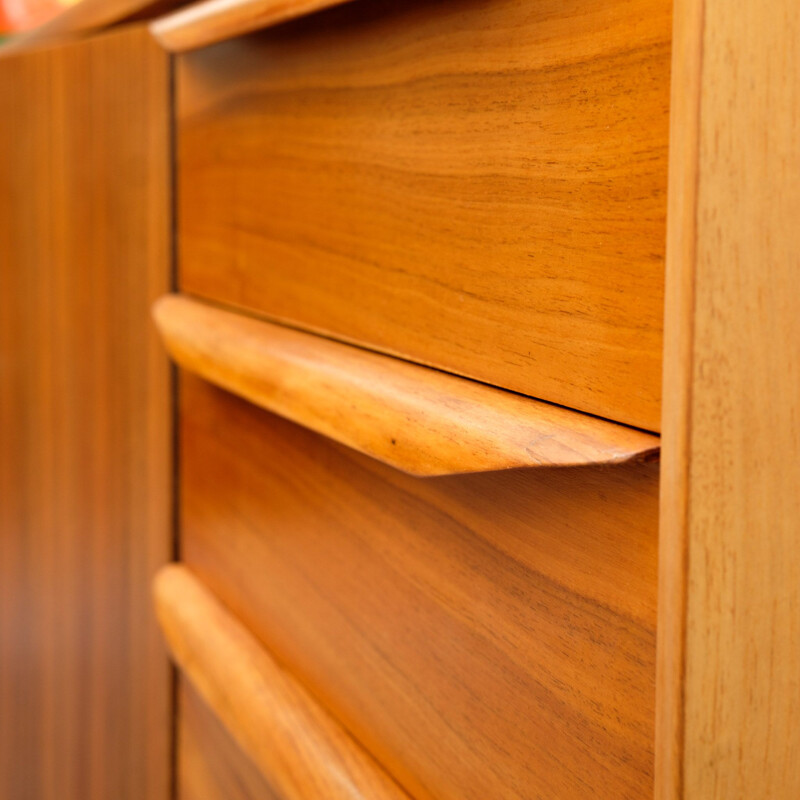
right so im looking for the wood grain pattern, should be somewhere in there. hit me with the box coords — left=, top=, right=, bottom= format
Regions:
left=654, top=0, right=703, bottom=794
left=0, top=27, right=172, bottom=800
left=155, top=564, right=413, bottom=800
left=152, top=0, right=355, bottom=53
left=180, top=371, right=659, bottom=800
left=177, top=0, right=671, bottom=431
left=179, top=679, right=283, bottom=800
left=657, top=0, right=800, bottom=797
left=154, top=295, right=660, bottom=476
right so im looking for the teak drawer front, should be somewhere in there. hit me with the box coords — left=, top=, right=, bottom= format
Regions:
left=159, top=563, right=412, bottom=800
left=180, top=373, right=658, bottom=800
left=178, top=680, right=282, bottom=800
left=176, top=0, right=672, bottom=431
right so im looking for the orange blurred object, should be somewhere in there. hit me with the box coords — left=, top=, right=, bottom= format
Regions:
left=1, top=0, right=78, bottom=31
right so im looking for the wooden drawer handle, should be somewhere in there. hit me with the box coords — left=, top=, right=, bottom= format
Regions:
left=153, top=294, right=659, bottom=476
left=154, top=564, right=412, bottom=800
left=151, top=0, right=355, bottom=53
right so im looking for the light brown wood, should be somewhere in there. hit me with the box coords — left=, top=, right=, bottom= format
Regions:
left=152, top=0, right=355, bottom=53
left=154, top=295, right=659, bottom=476
left=180, top=372, right=659, bottom=800
left=654, top=0, right=702, bottom=794
left=179, top=679, right=283, bottom=800
left=0, top=0, right=185, bottom=54
left=656, top=0, right=800, bottom=797
left=0, top=26, right=172, bottom=800
left=155, top=563, right=413, bottom=800
left=176, top=0, right=671, bottom=431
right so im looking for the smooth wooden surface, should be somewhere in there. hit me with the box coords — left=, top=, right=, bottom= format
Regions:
left=179, top=680, right=283, bottom=800
left=155, top=564, right=413, bottom=800
left=0, top=27, right=172, bottom=800
left=177, top=0, right=671, bottom=431
left=657, top=0, right=800, bottom=797
left=654, top=0, right=702, bottom=794
left=155, top=295, right=660, bottom=476
left=180, top=372, right=659, bottom=800
left=152, top=0, right=355, bottom=53
left=0, top=0, right=185, bottom=54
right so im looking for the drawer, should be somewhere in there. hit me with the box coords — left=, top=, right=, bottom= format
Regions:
left=159, top=562, right=413, bottom=800
left=178, top=680, right=282, bottom=800
left=177, top=370, right=659, bottom=800
left=176, top=0, right=672, bottom=431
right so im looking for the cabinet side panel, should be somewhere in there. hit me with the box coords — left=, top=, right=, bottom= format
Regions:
left=0, top=26, right=173, bottom=800
left=658, top=0, right=800, bottom=797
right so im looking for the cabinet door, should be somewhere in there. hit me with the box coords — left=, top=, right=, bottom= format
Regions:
left=0, top=25, right=172, bottom=800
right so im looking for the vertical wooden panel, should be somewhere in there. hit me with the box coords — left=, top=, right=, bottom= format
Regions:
left=0, top=26, right=172, bottom=800
left=658, top=0, right=800, bottom=796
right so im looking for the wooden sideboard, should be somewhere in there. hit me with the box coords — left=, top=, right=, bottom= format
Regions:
left=1, top=0, right=798, bottom=798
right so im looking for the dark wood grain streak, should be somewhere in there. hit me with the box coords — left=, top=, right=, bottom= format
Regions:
left=180, top=372, right=659, bottom=800
left=0, top=26, right=172, bottom=800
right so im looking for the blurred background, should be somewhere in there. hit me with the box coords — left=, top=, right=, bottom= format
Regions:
left=1, top=0, right=81, bottom=35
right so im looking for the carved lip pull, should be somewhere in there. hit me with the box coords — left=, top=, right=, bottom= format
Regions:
left=152, top=294, right=659, bottom=476
left=154, top=564, right=413, bottom=800
left=150, top=0, right=357, bottom=53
